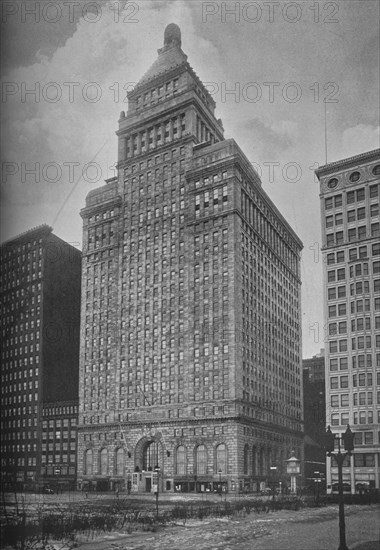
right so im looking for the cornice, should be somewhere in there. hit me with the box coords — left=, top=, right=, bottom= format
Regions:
left=316, top=148, right=380, bottom=178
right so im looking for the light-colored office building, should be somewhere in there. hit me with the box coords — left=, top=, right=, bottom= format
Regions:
left=316, top=149, right=380, bottom=493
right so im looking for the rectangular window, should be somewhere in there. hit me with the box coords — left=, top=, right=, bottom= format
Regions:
left=331, top=395, right=339, bottom=407
left=337, top=286, right=346, bottom=298
left=328, top=270, right=336, bottom=283
left=349, top=248, right=357, bottom=261
left=329, top=341, right=338, bottom=353
left=338, top=303, right=346, bottom=315
left=339, top=339, right=347, bottom=352
left=329, top=305, right=337, bottom=318
left=371, top=223, right=380, bottom=237
left=338, top=321, right=347, bottom=333
left=336, top=251, right=345, bottom=263
left=328, top=288, right=337, bottom=300
left=337, top=268, right=345, bottom=281
left=340, top=357, right=348, bottom=370
left=330, top=358, right=338, bottom=371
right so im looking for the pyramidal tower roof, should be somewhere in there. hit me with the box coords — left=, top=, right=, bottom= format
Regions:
left=136, top=23, right=188, bottom=87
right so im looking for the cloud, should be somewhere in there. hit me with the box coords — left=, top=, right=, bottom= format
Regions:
left=0, top=0, right=209, bottom=242
left=242, top=117, right=294, bottom=158
left=339, top=124, right=380, bottom=158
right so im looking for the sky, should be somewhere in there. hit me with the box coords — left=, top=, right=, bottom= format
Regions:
left=1, top=0, right=379, bottom=358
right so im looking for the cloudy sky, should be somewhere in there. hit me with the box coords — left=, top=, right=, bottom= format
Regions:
left=1, top=0, right=379, bottom=358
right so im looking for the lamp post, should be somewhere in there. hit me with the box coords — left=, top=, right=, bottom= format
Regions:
left=154, top=465, right=160, bottom=519
left=325, top=425, right=354, bottom=550
left=286, top=451, right=300, bottom=495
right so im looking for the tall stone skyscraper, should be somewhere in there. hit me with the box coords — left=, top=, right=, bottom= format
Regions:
left=317, top=150, right=380, bottom=493
left=78, top=24, right=303, bottom=493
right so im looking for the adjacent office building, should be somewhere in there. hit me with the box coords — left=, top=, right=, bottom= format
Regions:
left=302, top=351, right=326, bottom=486
left=0, top=225, right=81, bottom=489
left=316, top=149, right=380, bottom=492
left=78, top=24, right=304, bottom=493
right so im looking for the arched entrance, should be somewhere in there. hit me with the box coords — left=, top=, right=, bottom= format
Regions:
left=133, top=437, right=164, bottom=493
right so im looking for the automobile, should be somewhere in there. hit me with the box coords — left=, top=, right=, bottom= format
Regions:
left=42, top=486, right=54, bottom=494
left=260, top=487, right=274, bottom=496
left=355, top=483, right=370, bottom=493
left=331, top=482, right=351, bottom=493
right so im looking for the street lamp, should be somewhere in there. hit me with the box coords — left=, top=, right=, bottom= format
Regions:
left=325, top=425, right=354, bottom=550
left=154, top=465, right=160, bottom=519
left=286, top=451, right=300, bottom=495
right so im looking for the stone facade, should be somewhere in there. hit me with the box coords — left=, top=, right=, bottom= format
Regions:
left=77, top=25, right=304, bottom=494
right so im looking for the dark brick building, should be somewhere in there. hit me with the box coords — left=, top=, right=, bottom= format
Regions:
left=302, top=352, right=326, bottom=489
left=0, top=225, right=81, bottom=489
left=78, top=24, right=304, bottom=494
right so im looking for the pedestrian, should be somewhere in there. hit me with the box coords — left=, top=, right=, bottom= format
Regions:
left=116, top=488, right=119, bottom=499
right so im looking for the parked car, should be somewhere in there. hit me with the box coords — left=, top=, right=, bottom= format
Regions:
left=355, top=483, right=370, bottom=493
left=42, top=486, right=54, bottom=494
left=331, top=482, right=351, bottom=493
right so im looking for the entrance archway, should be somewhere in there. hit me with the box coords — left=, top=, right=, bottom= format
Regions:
left=134, top=437, right=165, bottom=493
